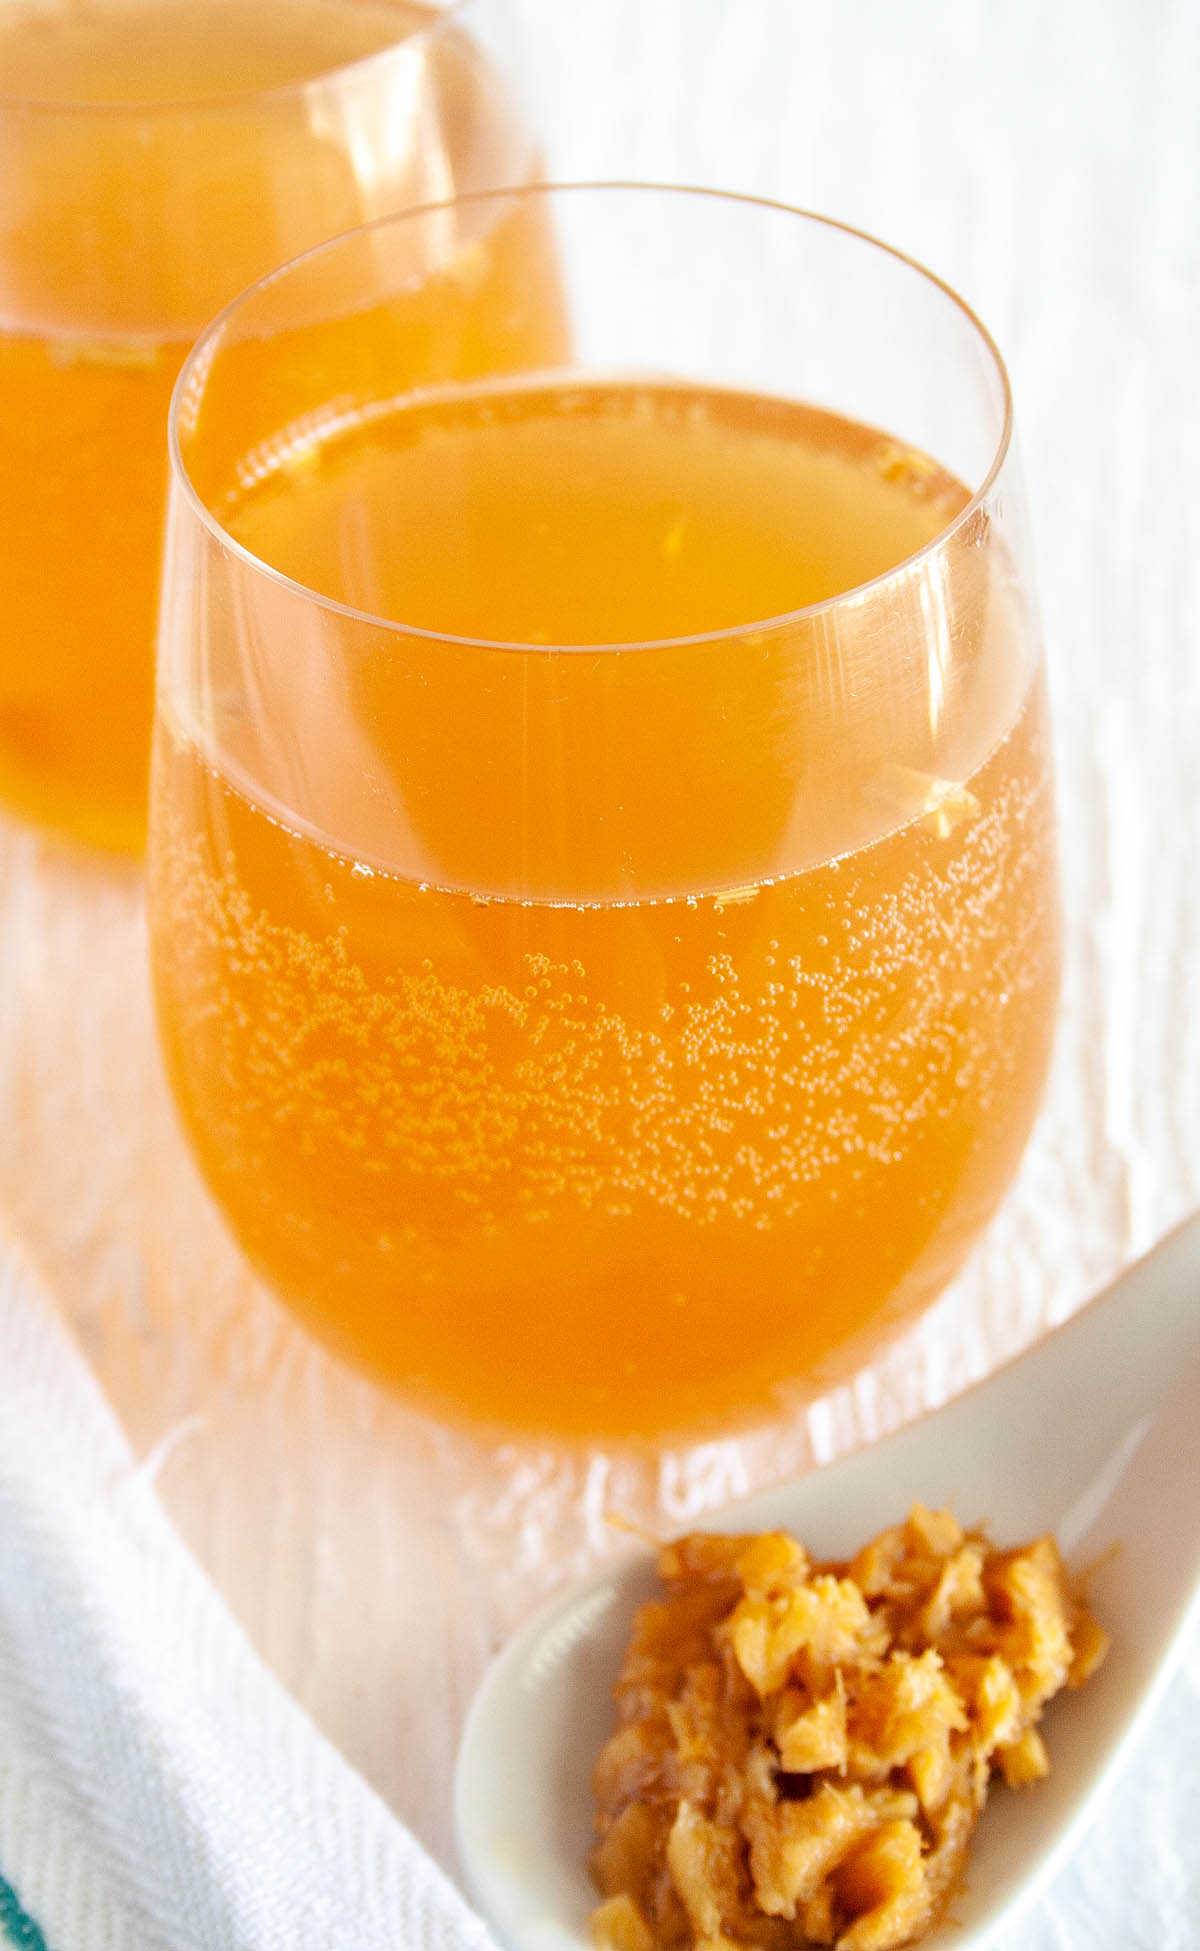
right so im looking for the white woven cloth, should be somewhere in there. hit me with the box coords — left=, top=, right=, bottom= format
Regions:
left=0, top=1222, right=501, bottom=1951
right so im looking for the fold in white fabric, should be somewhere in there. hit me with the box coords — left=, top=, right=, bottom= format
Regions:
left=0, top=1223, right=501, bottom=1951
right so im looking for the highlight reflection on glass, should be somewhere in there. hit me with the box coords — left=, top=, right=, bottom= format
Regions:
left=149, top=186, right=1060, bottom=1442
left=0, top=0, right=536, bottom=850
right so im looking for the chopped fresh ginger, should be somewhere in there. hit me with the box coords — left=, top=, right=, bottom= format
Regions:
left=591, top=1506, right=1106, bottom=1951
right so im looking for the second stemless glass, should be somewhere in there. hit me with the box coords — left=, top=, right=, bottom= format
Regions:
left=0, top=0, right=538, bottom=851
left=149, top=185, right=1060, bottom=1442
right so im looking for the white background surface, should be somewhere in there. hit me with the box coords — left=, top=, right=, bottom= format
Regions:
left=0, top=1, right=1197, bottom=1945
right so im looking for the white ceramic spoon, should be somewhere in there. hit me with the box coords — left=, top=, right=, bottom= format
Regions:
left=455, top=1211, right=1200, bottom=1951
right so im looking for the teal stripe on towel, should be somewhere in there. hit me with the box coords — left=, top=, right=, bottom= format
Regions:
left=0, top=1869, right=48, bottom=1951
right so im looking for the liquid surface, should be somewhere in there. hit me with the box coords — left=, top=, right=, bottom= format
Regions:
left=151, top=382, right=1059, bottom=1438
left=206, top=381, right=999, bottom=901
left=226, top=380, right=964, bottom=643
left=0, top=0, right=538, bottom=850
left=0, top=0, right=433, bottom=102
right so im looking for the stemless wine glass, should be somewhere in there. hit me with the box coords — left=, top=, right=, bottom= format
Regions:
left=149, top=184, right=1060, bottom=1443
left=0, top=0, right=537, bottom=852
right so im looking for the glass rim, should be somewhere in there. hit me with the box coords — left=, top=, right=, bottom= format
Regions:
left=168, top=180, right=1016, bottom=658
left=0, top=0, right=470, bottom=117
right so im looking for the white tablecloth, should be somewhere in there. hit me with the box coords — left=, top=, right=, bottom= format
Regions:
left=0, top=1, right=1196, bottom=1945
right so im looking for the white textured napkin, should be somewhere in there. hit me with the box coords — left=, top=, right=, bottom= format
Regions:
left=0, top=1220, right=500, bottom=1951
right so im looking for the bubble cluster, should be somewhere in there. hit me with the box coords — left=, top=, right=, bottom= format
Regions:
left=150, top=687, right=1058, bottom=1432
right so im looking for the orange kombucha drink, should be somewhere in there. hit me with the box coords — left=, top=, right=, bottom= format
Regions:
left=0, top=0, right=542, bottom=849
left=150, top=376, right=1060, bottom=1439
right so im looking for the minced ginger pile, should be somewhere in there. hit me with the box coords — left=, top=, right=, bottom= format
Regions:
left=590, top=1506, right=1107, bottom=1951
